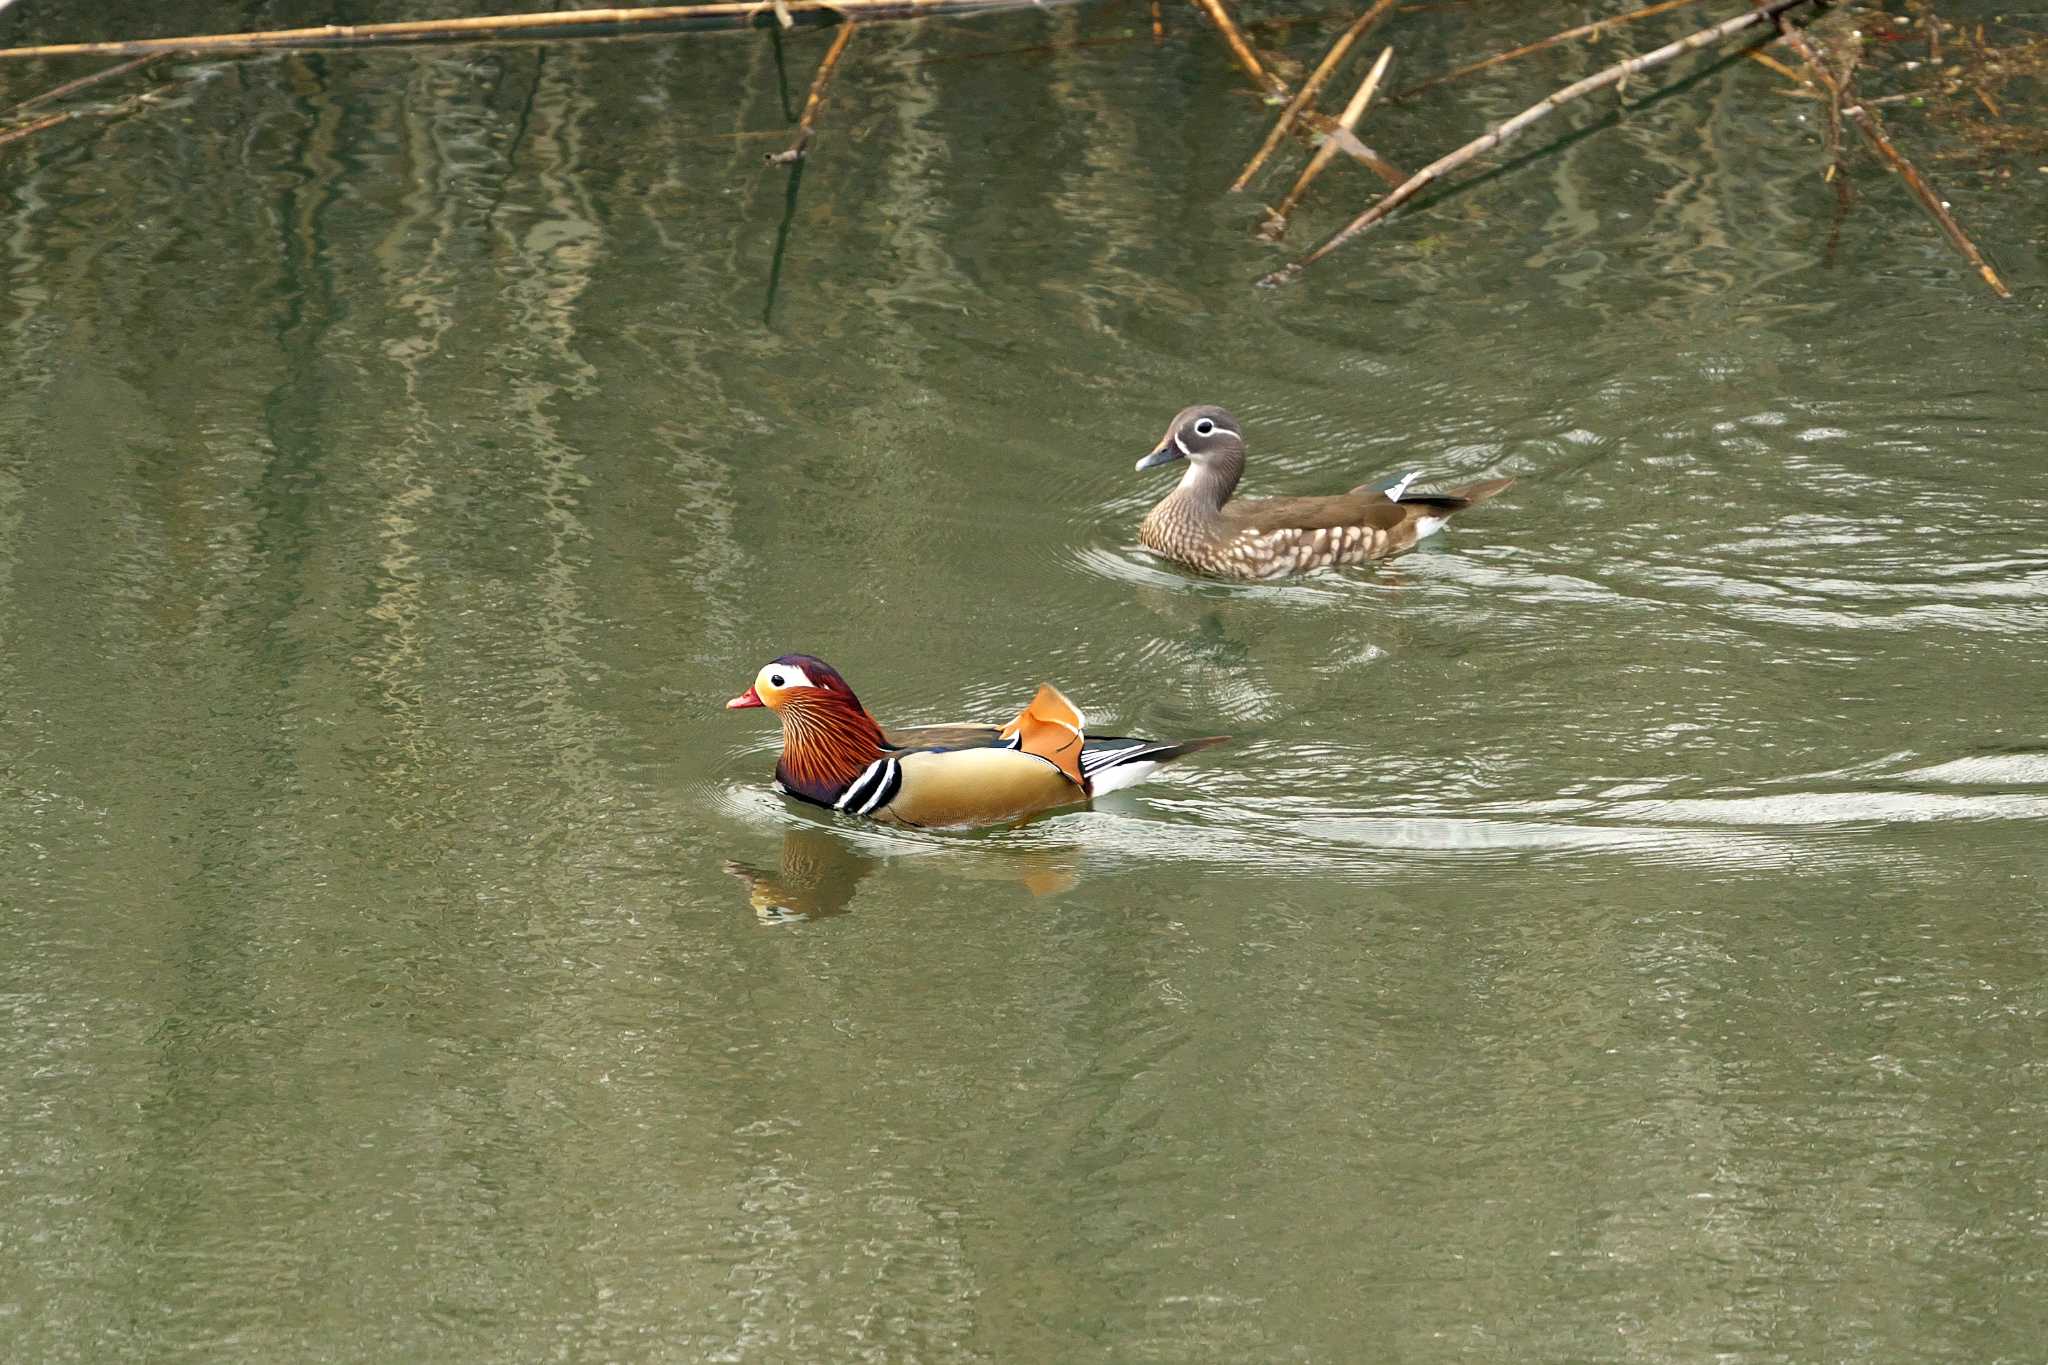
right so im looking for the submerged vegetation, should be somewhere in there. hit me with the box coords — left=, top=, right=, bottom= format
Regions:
left=0, top=0, right=2037, bottom=295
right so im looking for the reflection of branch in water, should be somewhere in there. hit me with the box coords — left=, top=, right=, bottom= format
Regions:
left=761, top=156, right=805, bottom=327
left=768, top=23, right=797, bottom=122
left=0, top=53, right=174, bottom=153
left=1391, top=0, right=1719, bottom=101
left=0, top=52, right=156, bottom=119
left=758, top=21, right=858, bottom=323
left=725, top=825, right=1081, bottom=923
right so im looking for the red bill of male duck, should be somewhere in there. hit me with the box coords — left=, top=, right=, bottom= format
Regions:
left=1135, top=404, right=1513, bottom=579
left=726, top=655, right=1228, bottom=829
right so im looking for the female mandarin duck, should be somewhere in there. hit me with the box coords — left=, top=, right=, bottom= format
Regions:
left=1135, top=404, right=1514, bottom=579
left=727, top=655, right=1227, bottom=829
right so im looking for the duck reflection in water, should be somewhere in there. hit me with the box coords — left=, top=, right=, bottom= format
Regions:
left=724, top=824, right=1080, bottom=924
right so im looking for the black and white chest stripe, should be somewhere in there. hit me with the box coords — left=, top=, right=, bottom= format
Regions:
left=834, top=757, right=904, bottom=817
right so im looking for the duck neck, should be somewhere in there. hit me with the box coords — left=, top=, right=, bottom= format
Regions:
left=1166, top=451, right=1242, bottom=516
left=775, top=694, right=887, bottom=806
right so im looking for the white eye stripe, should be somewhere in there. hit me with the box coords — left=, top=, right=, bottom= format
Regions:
left=1171, top=432, right=1193, bottom=459
left=765, top=663, right=816, bottom=690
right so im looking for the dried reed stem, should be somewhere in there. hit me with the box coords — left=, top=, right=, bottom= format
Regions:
left=3, top=54, right=159, bottom=120
left=1261, top=0, right=1816, bottom=287
left=1297, top=110, right=1405, bottom=187
left=0, top=63, right=184, bottom=152
left=1230, top=0, right=1396, bottom=192
left=1771, top=14, right=2010, bottom=299
left=768, top=21, right=857, bottom=163
left=1259, top=45, right=1392, bottom=239
left=1394, top=0, right=1718, bottom=100
left=0, top=110, right=69, bottom=150
left=1185, top=0, right=1289, bottom=98
left=0, top=0, right=1047, bottom=62
left=1745, top=48, right=1803, bottom=82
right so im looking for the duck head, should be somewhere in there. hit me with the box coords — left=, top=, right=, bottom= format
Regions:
left=727, top=654, right=887, bottom=807
left=725, top=654, right=865, bottom=713
left=1136, top=405, right=1247, bottom=504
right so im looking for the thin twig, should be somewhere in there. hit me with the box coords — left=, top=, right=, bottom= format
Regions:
left=3, top=54, right=159, bottom=119
left=1772, top=13, right=2010, bottom=298
left=1295, top=110, right=1406, bottom=187
left=0, top=0, right=1056, bottom=61
left=1259, top=45, right=1392, bottom=239
left=1261, top=0, right=1818, bottom=286
left=0, top=69, right=185, bottom=153
left=1768, top=7, right=1857, bottom=187
left=1393, top=0, right=1718, bottom=100
left=767, top=21, right=856, bottom=163
left=0, top=110, right=70, bottom=150
left=1806, top=40, right=1857, bottom=265
left=1185, top=0, right=1289, bottom=98
left=1230, top=0, right=1396, bottom=192
left=1745, top=47, right=1802, bottom=82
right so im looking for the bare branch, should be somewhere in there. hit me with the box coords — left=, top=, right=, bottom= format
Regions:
left=767, top=21, right=857, bottom=164
left=1230, top=0, right=1397, bottom=193
left=1185, top=0, right=1289, bottom=99
left=1261, top=0, right=1818, bottom=287
left=1259, top=45, right=1393, bottom=240
left=0, top=1, right=1054, bottom=61
left=1772, top=12, right=2010, bottom=299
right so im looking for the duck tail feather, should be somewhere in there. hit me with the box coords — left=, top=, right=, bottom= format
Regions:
left=1081, top=734, right=1230, bottom=796
left=1393, top=475, right=1514, bottom=513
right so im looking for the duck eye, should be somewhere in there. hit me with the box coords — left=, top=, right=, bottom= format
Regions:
left=769, top=672, right=786, bottom=688
left=1194, top=418, right=1216, bottom=437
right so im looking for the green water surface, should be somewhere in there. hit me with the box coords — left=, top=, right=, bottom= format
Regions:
left=3, top=1, right=2046, bottom=1359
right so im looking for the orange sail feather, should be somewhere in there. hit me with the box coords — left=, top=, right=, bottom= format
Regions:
left=997, top=683, right=1087, bottom=788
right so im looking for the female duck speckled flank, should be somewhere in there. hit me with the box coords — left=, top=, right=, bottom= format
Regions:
left=1134, top=404, right=1514, bottom=579
left=727, top=654, right=1228, bottom=829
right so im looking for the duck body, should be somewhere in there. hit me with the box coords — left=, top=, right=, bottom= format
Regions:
left=1136, top=405, right=1513, bottom=580
left=727, top=655, right=1226, bottom=829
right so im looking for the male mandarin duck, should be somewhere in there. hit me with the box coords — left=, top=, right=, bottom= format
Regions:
left=726, top=655, right=1227, bottom=829
left=1135, top=404, right=1514, bottom=579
